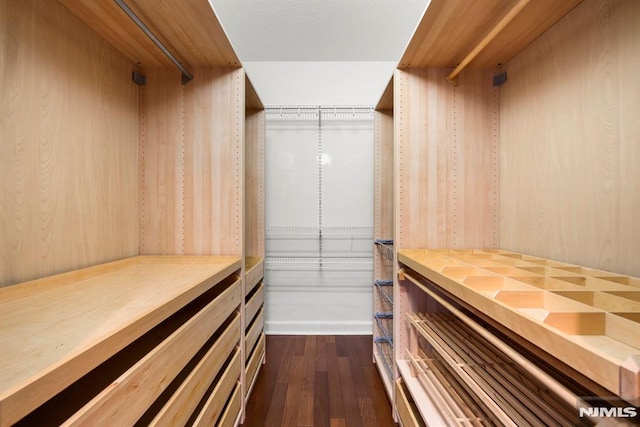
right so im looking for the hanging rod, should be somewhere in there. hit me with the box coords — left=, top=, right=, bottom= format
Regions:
left=114, top=0, right=194, bottom=84
left=446, top=0, right=530, bottom=85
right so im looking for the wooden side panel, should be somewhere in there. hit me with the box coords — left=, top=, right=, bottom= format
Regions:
left=0, top=0, right=139, bottom=287
left=184, top=67, right=244, bottom=256
left=138, top=68, right=183, bottom=254
left=394, top=68, right=498, bottom=250
left=245, top=109, right=266, bottom=259
left=139, top=67, right=244, bottom=256
left=500, top=0, right=640, bottom=277
left=374, top=111, right=395, bottom=241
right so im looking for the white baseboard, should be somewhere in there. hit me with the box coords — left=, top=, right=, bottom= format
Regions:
left=265, top=320, right=373, bottom=335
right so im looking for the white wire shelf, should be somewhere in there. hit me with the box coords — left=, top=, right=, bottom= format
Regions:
left=374, top=280, right=394, bottom=307
left=374, top=239, right=393, bottom=261
left=267, top=226, right=373, bottom=237
left=375, top=336, right=394, bottom=382
left=265, top=256, right=373, bottom=271
left=265, top=106, right=374, bottom=121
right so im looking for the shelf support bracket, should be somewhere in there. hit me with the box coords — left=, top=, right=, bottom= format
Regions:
left=446, top=0, right=530, bottom=85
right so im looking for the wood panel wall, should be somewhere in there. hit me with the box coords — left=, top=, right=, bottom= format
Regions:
left=374, top=111, right=394, bottom=242
left=394, top=68, right=499, bottom=250
left=500, top=0, right=640, bottom=276
left=0, top=0, right=139, bottom=287
left=245, top=109, right=265, bottom=259
left=139, top=67, right=244, bottom=256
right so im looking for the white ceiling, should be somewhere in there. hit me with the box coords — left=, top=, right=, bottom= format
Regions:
left=208, top=0, right=428, bottom=62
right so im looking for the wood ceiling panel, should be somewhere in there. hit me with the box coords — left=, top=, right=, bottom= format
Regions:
left=399, top=0, right=583, bottom=69
left=472, top=0, right=584, bottom=67
left=399, top=0, right=516, bottom=68
left=58, top=0, right=240, bottom=68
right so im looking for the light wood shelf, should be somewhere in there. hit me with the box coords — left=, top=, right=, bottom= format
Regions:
left=0, top=256, right=241, bottom=426
left=58, top=0, right=240, bottom=68
left=399, top=249, right=640, bottom=406
left=398, top=0, right=583, bottom=69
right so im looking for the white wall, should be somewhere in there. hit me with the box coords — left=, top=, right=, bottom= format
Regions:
left=264, top=116, right=375, bottom=335
left=247, top=62, right=390, bottom=335
left=244, top=61, right=395, bottom=106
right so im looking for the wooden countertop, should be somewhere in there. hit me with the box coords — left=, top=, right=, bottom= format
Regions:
left=0, top=255, right=241, bottom=424
left=398, top=248, right=640, bottom=405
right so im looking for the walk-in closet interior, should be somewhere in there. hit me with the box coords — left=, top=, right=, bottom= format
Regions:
left=1, top=0, right=639, bottom=426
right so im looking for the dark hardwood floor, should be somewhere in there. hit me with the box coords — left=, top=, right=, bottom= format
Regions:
left=242, top=335, right=397, bottom=427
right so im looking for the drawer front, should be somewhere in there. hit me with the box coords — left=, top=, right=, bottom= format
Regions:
left=245, top=333, right=265, bottom=399
left=395, top=379, right=425, bottom=427
left=192, top=349, right=241, bottom=427
left=245, top=308, right=264, bottom=357
left=149, top=313, right=241, bottom=427
left=244, top=282, right=264, bottom=322
left=245, top=262, right=264, bottom=296
left=63, top=278, right=242, bottom=426
left=217, top=384, right=241, bottom=427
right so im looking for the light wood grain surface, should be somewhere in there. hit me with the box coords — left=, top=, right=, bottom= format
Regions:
left=399, top=0, right=583, bottom=68
left=148, top=314, right=241, bottom=427
left=245, top=110, right=266, bottom=260
left=394, top=68, right=498, bottom=250
left=0, top=0, right=139, bottom=287
left=500, top=0, right=640, bottom=277
left=398, top=248, right=640, bottom=402
left=139, top=67, right=245, bottom=256
left=58, top=0, right=240, bottom=68
left=0, top=255, right=241, bottom=426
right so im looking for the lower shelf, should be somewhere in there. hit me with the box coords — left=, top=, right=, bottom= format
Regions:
left=405, top=311, right=593, bottom=426
left=396, top=360, right=446, bottom=426
left=395, top=378, right=426, bottom=427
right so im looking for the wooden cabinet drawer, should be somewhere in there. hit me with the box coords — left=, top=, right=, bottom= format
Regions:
left=396, top=379, right=426, bottom=427
left=245, top=282, right=264, bottom=323
left=61, top=277, right=241, bottom=426
left=217, top=384, right=241, bottom=427
left=245, top=259, right=264, bottom=297
left=245, top=333, right=265, bottom=399
left=192, top=349, right=241, bottom=426
left=148, top=313, right=241, bottom=427
left=245, top=308, right=264, bottom=357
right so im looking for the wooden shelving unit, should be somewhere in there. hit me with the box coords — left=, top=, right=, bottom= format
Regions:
left=373, top=0, right=640, bottom=424
left=0, top=256, right=242, bottom=426
left=1, top=0, right=266, bottom=425
left=400, top=248, right=640, bottom=406
left=243, top=73, right=266, bottom=412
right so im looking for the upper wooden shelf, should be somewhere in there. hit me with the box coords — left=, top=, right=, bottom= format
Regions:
left=0, top=255, right=241, bottom=425
left=398, top=0, right=583, bottom=69
left=398, top=248, right=640, bottom=405
left=375, top=77, right=394, bottom=111
left=245, top=75, right=264, bottom=110
left=58, top=0, right=241, bottom=68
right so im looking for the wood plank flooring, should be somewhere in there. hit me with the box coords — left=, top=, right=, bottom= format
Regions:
left=242, top=335, right=397, bottom=427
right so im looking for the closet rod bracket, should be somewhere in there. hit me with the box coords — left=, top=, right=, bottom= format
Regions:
left=114, top=0, right=194, bottom=84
